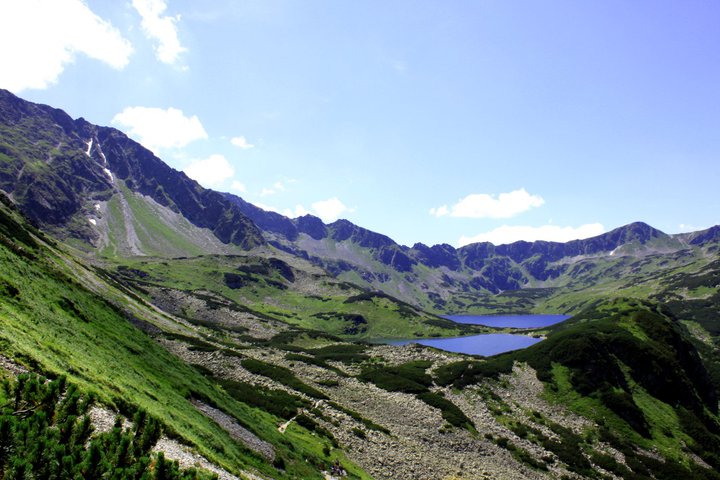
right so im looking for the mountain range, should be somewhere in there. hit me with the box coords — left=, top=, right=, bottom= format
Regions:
left=1, top=89, right=720, bottom=479
left=2, top=88, right=718, bottom=313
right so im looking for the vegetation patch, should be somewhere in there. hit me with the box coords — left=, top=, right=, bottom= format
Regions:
left=358, top=360, right=433, bottom=394
left=416, top=391, right=473, bottom=430
left=309, top=343, right=370, bottom=364
left=241, top=358, right=328, bottom=399
left=359, top=360, right=474, bottom=431
left=0, top=373, right=216, bottom=479
left=327, top=402, right=390, bottom=435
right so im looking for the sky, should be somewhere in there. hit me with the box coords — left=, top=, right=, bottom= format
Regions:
left=1, top=0, right=719, bottom=247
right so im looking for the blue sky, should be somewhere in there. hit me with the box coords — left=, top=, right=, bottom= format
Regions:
left=2, top=1, right=719, bottom=247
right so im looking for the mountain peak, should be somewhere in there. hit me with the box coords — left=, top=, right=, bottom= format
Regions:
left=603, top=221, right=667, bottom=245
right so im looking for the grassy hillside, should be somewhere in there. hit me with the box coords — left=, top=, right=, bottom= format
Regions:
left=104, top=253, right=483, bottom=340
left=436, top=298, right=720, bottom=479
left=95, top=181, right=248, bottom=258
left=0, top=195, right=370, bottom=479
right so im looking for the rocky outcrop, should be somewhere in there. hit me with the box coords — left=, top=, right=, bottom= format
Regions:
left=191, top=399, right=275, bottom=460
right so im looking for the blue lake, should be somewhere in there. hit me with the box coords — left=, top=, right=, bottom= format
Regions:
left=442, top=314, right=570, bottom=328
left=387, top=314, right=571, bottom=356
left=390, top=333, right=542, bottom=356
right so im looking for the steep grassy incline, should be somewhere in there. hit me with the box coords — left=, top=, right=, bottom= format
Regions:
left=97, top=181, right=247, bottom=258
left=0, top=196, right=370, bottom=480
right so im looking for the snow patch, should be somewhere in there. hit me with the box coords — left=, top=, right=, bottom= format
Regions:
left=94, top=203, right=101, bottom=211
left=88, top=218, right=97, bottom=226
left=85, top=139, right=93, bottom=157
left=103, top=168, right=113, bottom=183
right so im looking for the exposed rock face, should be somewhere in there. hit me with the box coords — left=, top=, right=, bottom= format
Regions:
left=223, top=192, right=299, bottom=241
left=191, top=399, right=275, bottom=460
left=412, top=242, right=461, bottom=271
left=295, top=214, right=327, bottom=239
left=0, top=91, right=112, bottom=235
left=0, top=89, right=264, bottom=249
left=688, top=225, right=720, bottom=246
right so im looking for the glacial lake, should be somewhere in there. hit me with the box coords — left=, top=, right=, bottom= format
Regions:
left=388, top=314, right=571, bottom=356
left=442, top=314, right=570, bottom=328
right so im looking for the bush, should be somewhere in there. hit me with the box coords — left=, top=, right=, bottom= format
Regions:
left=327, top=402, right=390, bottom=434
left=241, top=358, right=328, bottom=399
left=359, top=360, right=433, bottom=394
left=215, top=378, right=309, bottom=420
left=416, top=391, right=473, bottom=430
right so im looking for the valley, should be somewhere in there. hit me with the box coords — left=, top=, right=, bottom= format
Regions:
left=1, top=90, right=719, bottom=479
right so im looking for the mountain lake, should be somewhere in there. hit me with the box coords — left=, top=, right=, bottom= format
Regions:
left=442, top=314, right=570, bottom=328
left=388, top=314, right=571, bottom=356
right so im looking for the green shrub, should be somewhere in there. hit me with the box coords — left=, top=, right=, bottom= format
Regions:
left=327, top=402, right=390, bottom=434
left=359, top=360, right=433, bottom=394
left=0, top=373, right=216, bottom=479
left=416, top=391, right=473, bottom=430
left=241, top=358, right=328, bottom=399
left=215, top=377, right=309, bottom=420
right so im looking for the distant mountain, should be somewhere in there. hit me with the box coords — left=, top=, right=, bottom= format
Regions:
left=224, top=189, right=711, bottom=310
left=1, top=89, right=718, bottom=312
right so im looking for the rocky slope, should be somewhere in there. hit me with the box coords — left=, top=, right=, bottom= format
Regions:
left=0, top=89, right=264, bottom=252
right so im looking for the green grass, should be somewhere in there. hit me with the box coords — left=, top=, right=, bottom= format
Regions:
left=106, top=253, right=479, bottom=340
left=0, top=202, right=370, bottom=479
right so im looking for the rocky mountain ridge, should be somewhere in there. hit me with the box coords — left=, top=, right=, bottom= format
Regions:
left=2, top=89, right=719, bottom=312
left=0, top=89, right=264, bottom=250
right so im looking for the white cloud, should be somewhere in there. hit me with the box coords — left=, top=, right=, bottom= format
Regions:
left=230, top=180, right=246, bottom=193
left=183, top=154, right=234, bottom=188
left=282, top=205, right=310, bottom=218
left=132, top=0, right=186, bottom=65
left=230, top=136, right=254, bottom=149
left=275, top=197, right=351, bottom=221
left=677, top=223, right=701, bottom=233
left=0, top=0, right=133, bottom=92
left=431, top=188, right=545, bottom=219
left=429, top=205, right=449, bottom=217
left=112, top=106, right=207, bottom=152
left=458, top=223, right=605, bottom=247
left=254, top=202, right=279, bottom=213
left=259, top=180, right=288, bottom=197
left=311, top=197, right=351, bottom=222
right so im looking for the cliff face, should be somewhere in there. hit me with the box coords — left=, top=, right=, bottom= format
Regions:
left=0, top=89, right=265, bottom=249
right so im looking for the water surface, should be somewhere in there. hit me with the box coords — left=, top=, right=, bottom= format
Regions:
left=385, top=314, right=570, bottom=356
left=442, top=314, right=570, bottom=328
left=390, top=333, right=542, bottom=356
